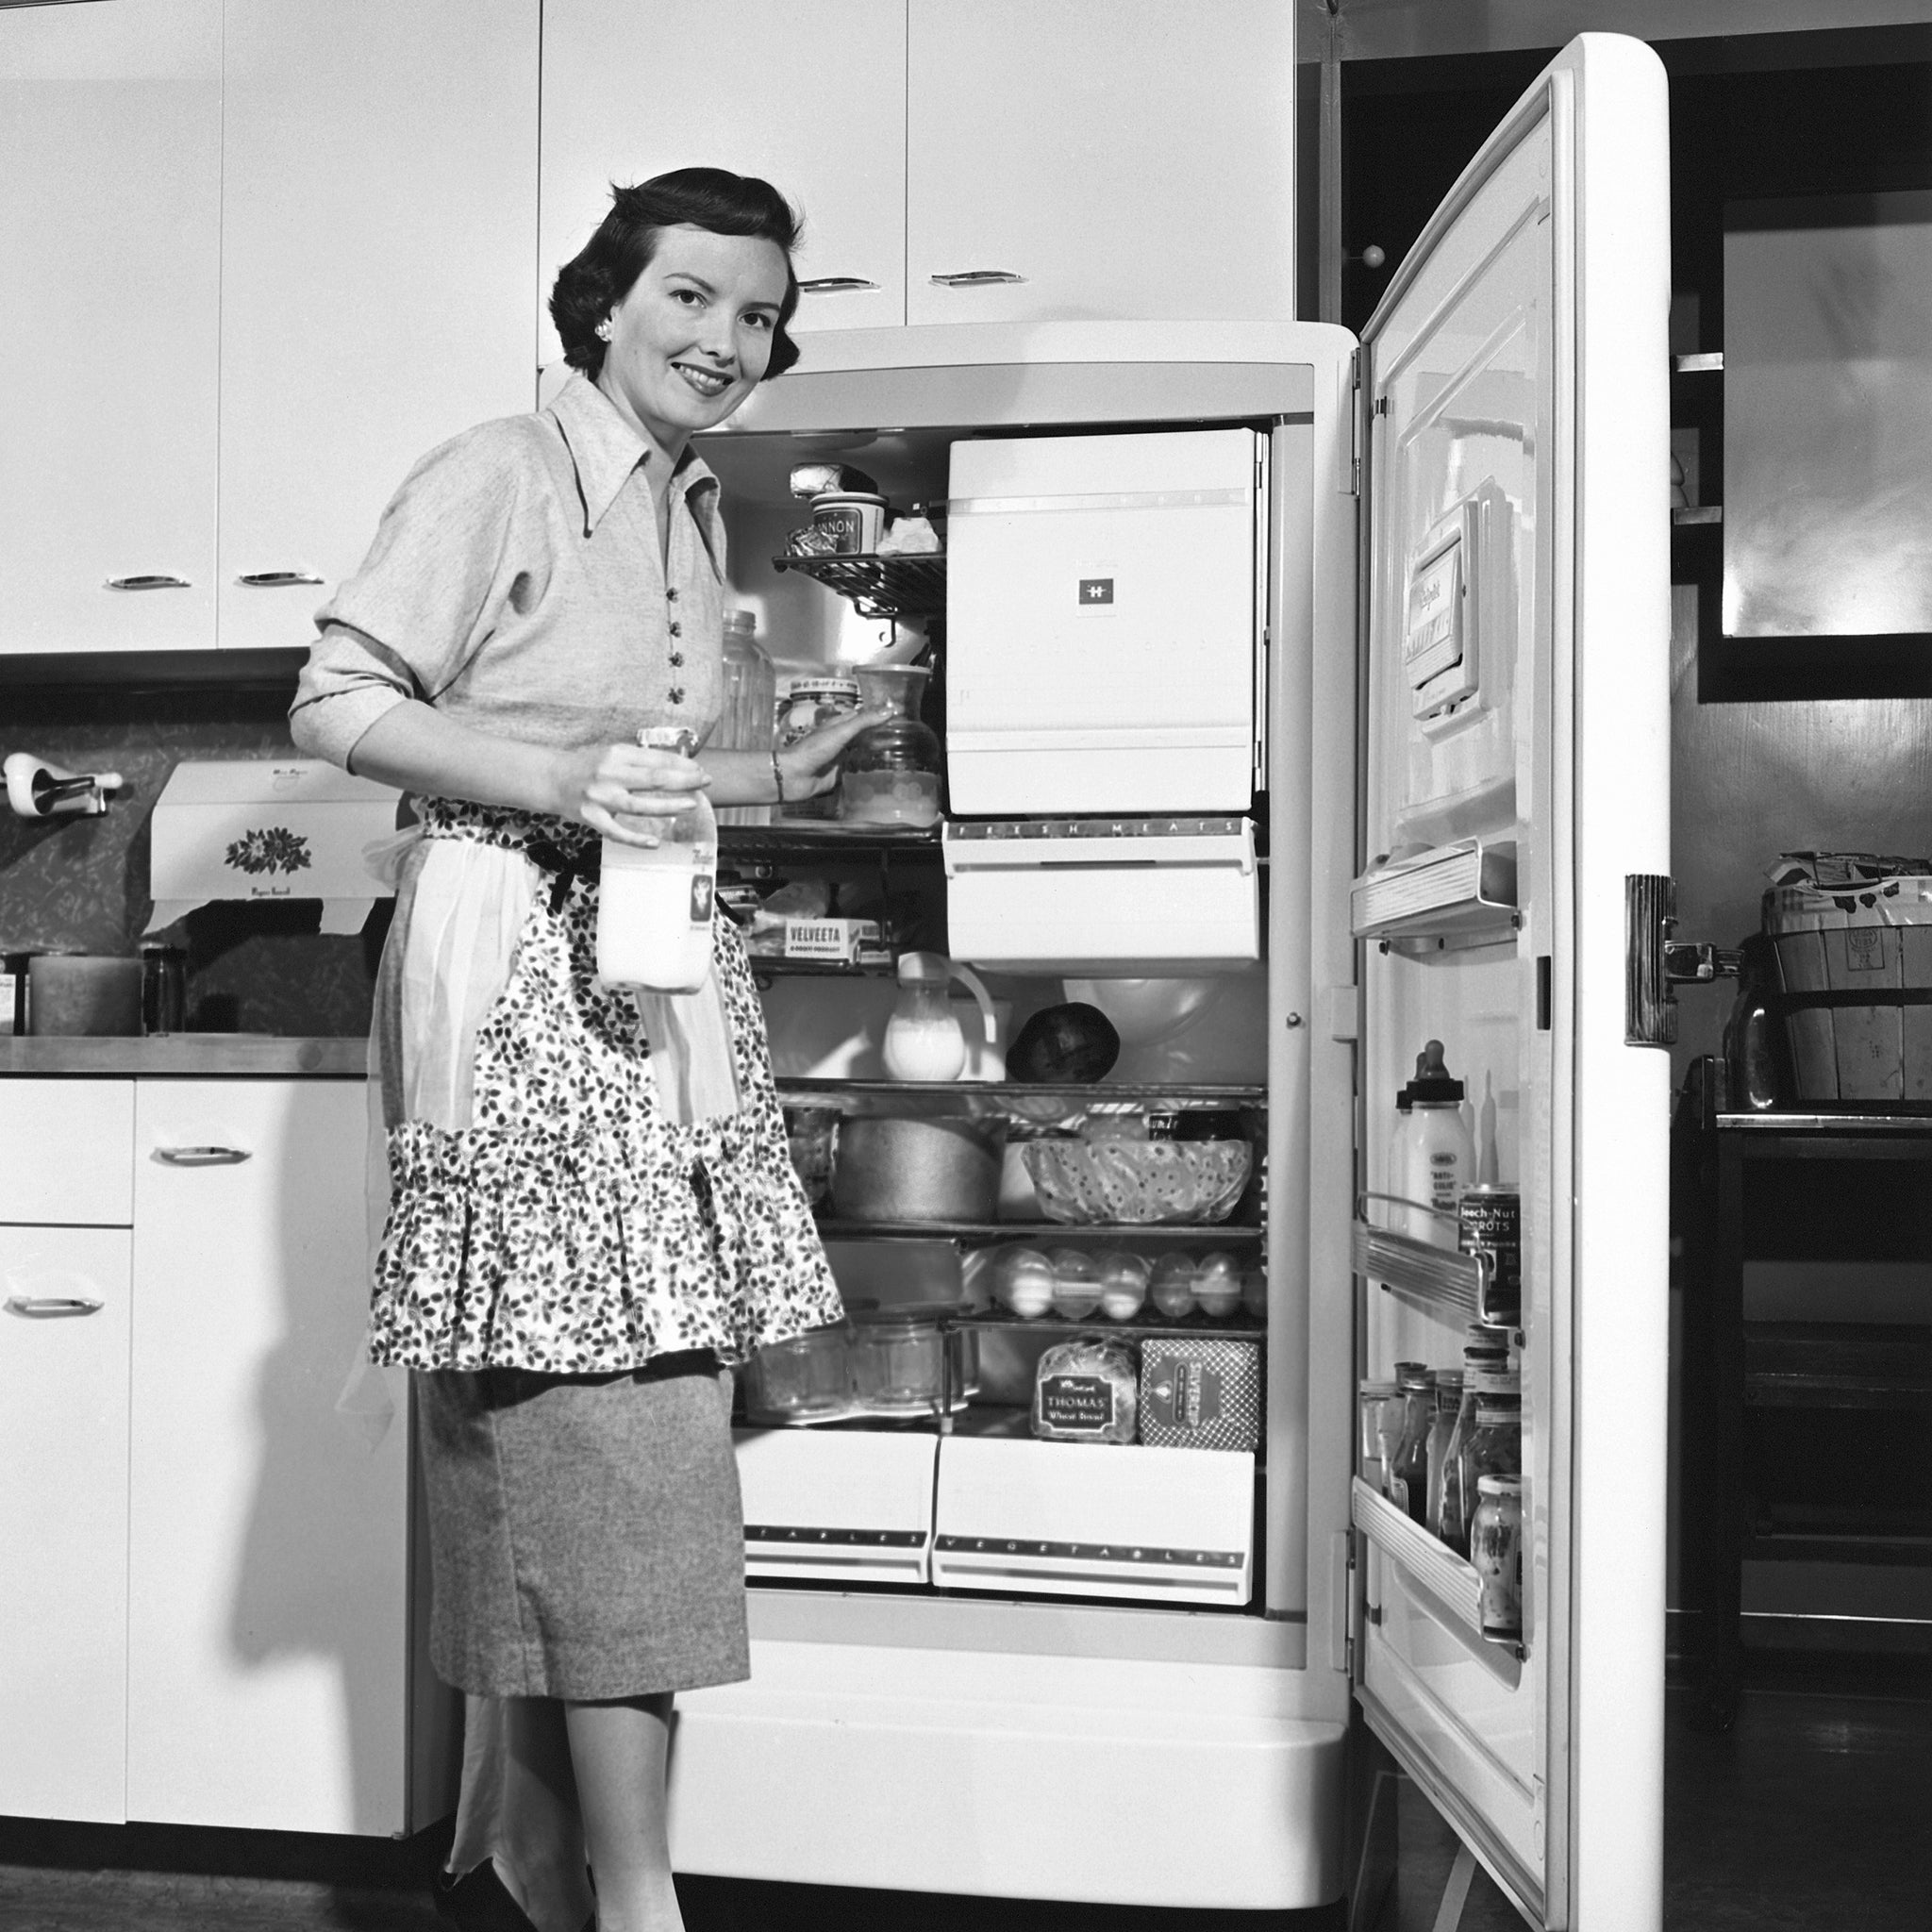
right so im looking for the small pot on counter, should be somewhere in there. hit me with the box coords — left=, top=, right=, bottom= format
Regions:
left=26, top=953, right=144, bottom=1036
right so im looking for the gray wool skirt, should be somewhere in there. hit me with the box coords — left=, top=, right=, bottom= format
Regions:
left=415, top=1351, right=750, bottom=1701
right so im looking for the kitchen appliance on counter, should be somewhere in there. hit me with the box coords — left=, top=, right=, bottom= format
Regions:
left=145, top=759, right=401, bottom=935
left=672, top=35, right=1670, bottom=1925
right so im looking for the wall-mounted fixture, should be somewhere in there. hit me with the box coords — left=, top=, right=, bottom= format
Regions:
left=4, top=752, right=124, bottom=819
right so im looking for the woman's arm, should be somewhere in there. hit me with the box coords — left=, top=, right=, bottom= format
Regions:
left=344, top=699, right=891, bottom=843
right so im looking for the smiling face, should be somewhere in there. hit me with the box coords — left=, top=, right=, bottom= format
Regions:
left=594, top=225, right=791, bottom=459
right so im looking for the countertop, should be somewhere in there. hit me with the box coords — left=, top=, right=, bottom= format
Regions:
left=0, top=1036, right=367, bottom=1076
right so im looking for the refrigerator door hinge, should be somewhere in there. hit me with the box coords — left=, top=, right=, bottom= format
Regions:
left=1625, top=874, right=1744, bottom=1048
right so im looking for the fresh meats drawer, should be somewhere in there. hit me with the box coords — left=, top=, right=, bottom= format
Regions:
left=734, top=1428, right=938, bottom=1586
left=0, top=1078, right=134, bottom=1224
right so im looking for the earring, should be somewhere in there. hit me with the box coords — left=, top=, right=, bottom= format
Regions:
left=595, top=320, right=612, bottom=341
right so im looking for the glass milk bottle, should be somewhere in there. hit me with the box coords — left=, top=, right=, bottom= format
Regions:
left=594, top=725, right=718, bottom=993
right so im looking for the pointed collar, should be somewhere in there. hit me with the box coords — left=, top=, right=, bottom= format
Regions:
left=546, top=372, right=721, bottom=538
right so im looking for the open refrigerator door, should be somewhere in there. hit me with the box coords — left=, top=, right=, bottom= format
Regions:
left=1342, top=33, right=1672, bottom=1928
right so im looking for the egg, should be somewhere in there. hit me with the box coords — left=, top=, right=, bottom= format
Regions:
left=994, top=1246, right=1056, bottom=1320
left=1195, top=1250, right=1243, bottom=1319
left=1149, top=1251, right=1199, bottom=1320
left=1095, top=1248, right=1150, bottom=1322
left=1048, top=1246, right=1104, bottom=1320
left=1241, top=1266, right=1269, bottom=1320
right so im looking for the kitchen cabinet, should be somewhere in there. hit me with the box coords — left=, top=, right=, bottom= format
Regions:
left=538, top=0, right=908, bottom=347
left=216, top=0, right=541, bottom=654
left=0, top=0, right=539, bottom=658
left=0, top=1226, right=133, bottom=1824
left=539, top=0, right=1294, bottom=346
left=126, top=1078, right=410, bottom=1833
left=0, top=0, right=223, bottom=655
left=905, top=0, right=1296, bottom=327
left=0, top=1074, right=427, bottom=1835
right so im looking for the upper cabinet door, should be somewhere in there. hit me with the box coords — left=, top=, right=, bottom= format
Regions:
left=1355, top=36, right=1670, bottom=1930
left=906, top=0, right=1294, bottom=327
left=540, top=0, right=908, bottom=352
left=217, top=0, right=541, bottom=653
left=0, top=0, right=221, bottom=655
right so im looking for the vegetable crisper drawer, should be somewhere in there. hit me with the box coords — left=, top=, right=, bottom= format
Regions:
left=945, top=427, right=1262, bottom=815
left=942, top=818, right=1259, bottom=974
left=933, top=1437, right=1254, bottom=1607
left=733, top=1427, right=937, bottom=1586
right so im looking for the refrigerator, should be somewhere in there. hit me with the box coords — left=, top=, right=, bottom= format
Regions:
left=666, top=33, right=1671, bottom=1928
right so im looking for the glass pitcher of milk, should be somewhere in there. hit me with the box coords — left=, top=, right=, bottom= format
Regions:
left=882, top=951, right=1001, bottom=1082
left=594, top=726, right=717, bottom=993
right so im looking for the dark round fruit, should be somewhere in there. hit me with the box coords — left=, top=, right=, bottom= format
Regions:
left=1008, top=1002, right=1122, bottom=1084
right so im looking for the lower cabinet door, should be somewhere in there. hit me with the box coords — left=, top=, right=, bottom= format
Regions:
left=0, top=1226, right=132, bottom=1822
left=126, top=1078, right=408, bottom=1834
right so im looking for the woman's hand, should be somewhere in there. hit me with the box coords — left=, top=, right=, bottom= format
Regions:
left=548, top=741, right=710, bottom=845
left=775, top=705, right=894, bottom=803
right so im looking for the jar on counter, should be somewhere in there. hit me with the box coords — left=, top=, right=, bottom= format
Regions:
left=1471, top=1474, right=1524, bottom=1641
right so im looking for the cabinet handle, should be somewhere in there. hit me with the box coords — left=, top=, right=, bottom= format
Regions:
left=105, top=574, right=192, bottom=591
left=154, top=1144, right=253, bottom=1166
left=6, top=1295, right=105, bottom=1318
left=927, top=270, right=1028, bottom=287
left=798, top=276, right=881, bottom=294
left=237, top=570, right=326, bottom=588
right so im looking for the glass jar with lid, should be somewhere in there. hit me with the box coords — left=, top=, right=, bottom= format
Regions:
left=743, top=1323, right=851, bottom=1422
left=1432, top=1331, right=1512, bottom=1553
left=1390, top=1362, right=1437, bottom=1524
left=1471, top=1474, right=1524, bottom=1640
left=840, top=662, right=941, bottom=827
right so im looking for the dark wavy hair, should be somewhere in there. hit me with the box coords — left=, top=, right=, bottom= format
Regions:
left=550, top=167, right=805, bottom=381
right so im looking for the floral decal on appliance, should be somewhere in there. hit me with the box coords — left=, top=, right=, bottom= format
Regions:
left=224, top=826, right=314, bottom=877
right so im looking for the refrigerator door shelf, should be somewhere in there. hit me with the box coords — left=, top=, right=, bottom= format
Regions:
left=1352, top=1477, right=1524, bottom=1673
left=943, top=818, right=1259, bottom=974
left=932, top=1435, right=1254, bottom=1607
left=1350, top=838, right=1518, bottom=954
left=735, top=1429, right=938, bottom=1586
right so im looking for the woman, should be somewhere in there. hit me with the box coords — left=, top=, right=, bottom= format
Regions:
left=291, top=169, right=869, bottom=1932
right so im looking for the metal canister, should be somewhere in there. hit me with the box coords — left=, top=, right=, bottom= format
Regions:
left=1457, top=1184, right=1521, bottom=1324
left=140, top=942, right=187, bottom=1036
left=1471, top=1474, right=1524, bottom=1641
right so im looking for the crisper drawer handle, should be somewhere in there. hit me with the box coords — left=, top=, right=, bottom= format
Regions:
left=236, top=570, right=326, bottom=588
left=105, top=574, right=192, bottom=591
left=6, top=1295, right=105, bottom=1318
left=927, top=269, right=1028, bottom=286
left=154, top=1144, right=253, bottom=1166
left=798, top=276, right=881, bottom=294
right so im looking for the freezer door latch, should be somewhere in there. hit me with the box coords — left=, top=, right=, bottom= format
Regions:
left=1624, top=874, right=1743, bottom=1047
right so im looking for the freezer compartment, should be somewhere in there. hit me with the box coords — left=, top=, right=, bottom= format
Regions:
left=932, top=1435, right=1253, bottom=1606
left=943, top=818, right=1259, bottom=974
left=734, top=1428, right=938, bottom=1586
left=945, top=427, right=1262, bottom=817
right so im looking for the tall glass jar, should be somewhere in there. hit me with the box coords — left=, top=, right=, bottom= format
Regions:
left=1390, top=1361, right=1435, bottom=1524
left=1471, top=1474, right=1524, bottom=1641
left=840, top=662, right=941, bottom=827
left=1424, top=1368, right=1464, bottom=1538
left=714, top=608, right=776, bottom=827
left=1431, top=1333, right=1511, bottom=1554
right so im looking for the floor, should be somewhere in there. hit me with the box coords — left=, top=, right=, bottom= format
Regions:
left=1, top=1653, right=1926, bottom=1931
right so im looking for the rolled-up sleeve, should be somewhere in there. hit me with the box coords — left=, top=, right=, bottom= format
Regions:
left=289, top=425, right=524, bottom=770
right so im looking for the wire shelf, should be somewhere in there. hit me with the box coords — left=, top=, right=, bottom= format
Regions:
left=771, top=551, right=946, bottom=620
